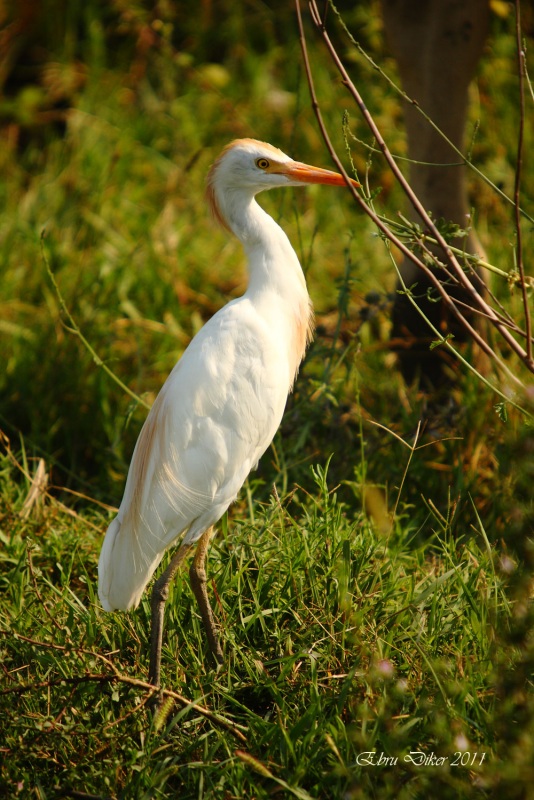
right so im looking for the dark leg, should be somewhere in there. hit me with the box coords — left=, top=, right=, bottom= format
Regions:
left=149, top=542, right=192, bottom=689
left=189, top=526, right=224, bottom=665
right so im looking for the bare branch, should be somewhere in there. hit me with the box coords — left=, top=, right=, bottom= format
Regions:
left=1, top=630, right=248, bottom=742
left=513, top=0, right=532, bottom=362
left=295, top=0, right=530, bottom=388
left=297, top=0, right=534, bottom=379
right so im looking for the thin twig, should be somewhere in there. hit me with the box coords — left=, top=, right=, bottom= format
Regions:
left=449, top=296, right=529, bottom=337
left=1, top=631, right=248, bottom=742
left=48, top=484, right=118, bottom=513
left=381, top=213, right=512, bottom=282
left=0, top=672, right=115, bottom=696
left=328, top=0, right=534, bottom=226
left=41, top=232, right=151, bottom=410
left=295, top=0, right=529, bottom=391
left=367, top=419, right=463, bottom=451
left=298, top=0, right=534, bottom=378
left=394, top=420, right=422, bottom=518
left=513, top=0, right=532, bottom=362
left=307, top=0, right=534, bottom=373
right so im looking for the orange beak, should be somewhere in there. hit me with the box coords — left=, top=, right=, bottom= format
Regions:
left=278, top=161, right=360, bottom=188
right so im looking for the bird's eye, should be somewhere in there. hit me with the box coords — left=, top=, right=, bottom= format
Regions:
left=256, top=158, right=270, bottom=170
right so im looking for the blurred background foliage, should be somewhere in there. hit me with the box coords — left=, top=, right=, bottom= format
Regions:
left=0, top=0, right=531, bottom=535
left=0, top=0, right=393, bottom=495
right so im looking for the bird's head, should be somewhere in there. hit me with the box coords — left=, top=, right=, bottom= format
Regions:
left=207, top=138, right=359, bottom=231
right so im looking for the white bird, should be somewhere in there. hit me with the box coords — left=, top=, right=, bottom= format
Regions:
left=98, top=138, right=358, bottom=687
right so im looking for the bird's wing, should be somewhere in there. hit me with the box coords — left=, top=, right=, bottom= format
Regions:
left=98, top=298, right=289, bottom=610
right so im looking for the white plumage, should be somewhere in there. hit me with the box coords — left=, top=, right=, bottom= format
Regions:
left=97, top=138, right=357, bottom=681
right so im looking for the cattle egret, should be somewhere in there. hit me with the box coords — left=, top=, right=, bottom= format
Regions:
left=98, top=138, right=358, bottom=687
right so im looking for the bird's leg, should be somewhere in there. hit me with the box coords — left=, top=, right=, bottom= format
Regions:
left=149, top=542, right=193, bottom=690
left=189, top=526, right=224, bottom=665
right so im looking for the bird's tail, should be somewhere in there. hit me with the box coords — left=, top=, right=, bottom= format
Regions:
left=98, top=515, right=164, bottom=612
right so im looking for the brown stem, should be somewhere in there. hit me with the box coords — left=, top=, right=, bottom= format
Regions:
left=514, top=0, right=532, bottom=362
left=295, top=0, right=526, bottom=384
left=301, top=0, right=534, bottom=375
left=1, top=630, right=247, bottom=742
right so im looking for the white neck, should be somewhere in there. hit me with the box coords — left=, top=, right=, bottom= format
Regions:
left=220, top=189, right=314, bottom=383
left=221, top=190, right=304, bottom=289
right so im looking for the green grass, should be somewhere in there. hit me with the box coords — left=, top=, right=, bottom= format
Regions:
left=1, top=450, right=532, bottom=799
left=1, top=1, right=533, bottom=798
